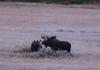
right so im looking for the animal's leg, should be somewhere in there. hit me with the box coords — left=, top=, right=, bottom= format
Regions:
left=64, top=50, right=73, bottom=57
left=67, top=47, right=71, bottom=53
left=52, top=50, right=57, bottom=56
left=68, top=52, right=74, bottom=57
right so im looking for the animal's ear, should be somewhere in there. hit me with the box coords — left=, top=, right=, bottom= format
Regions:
left=36, top=40, right=40, bottom=43
left=33, top=40, right=36, bottom=43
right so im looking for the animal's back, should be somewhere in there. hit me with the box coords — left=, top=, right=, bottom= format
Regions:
left=49, top=40, right=71, bottom=52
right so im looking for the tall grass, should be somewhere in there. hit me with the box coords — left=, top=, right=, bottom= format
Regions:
left=12, top=44, right=71, bottom=58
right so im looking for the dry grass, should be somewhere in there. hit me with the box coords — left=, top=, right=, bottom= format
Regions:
left=10, top=44, right=72, bottom=58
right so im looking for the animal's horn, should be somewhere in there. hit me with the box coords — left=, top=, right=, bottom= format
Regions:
left=41, top=35, right=48, bottom=40
left=49, top=35, right=56, bottom=39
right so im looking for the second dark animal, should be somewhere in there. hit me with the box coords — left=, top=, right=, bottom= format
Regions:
left=31, top=40, right=42, bottom=52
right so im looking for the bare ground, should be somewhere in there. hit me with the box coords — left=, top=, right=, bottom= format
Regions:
left=0, top=2, right=100, bottom=70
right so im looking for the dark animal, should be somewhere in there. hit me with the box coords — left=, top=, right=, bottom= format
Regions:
left=31, top=40, right=42, bottom=52
left=41, top=35, right=71, bottom=54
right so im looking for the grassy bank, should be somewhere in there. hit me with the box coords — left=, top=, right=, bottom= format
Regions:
left=0, top=0, right=100, bottom=5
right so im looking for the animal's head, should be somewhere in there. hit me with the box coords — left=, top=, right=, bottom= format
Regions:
left=33, top=40, right=42, bottom=48
left=41, top=35, right=57, bottom=46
